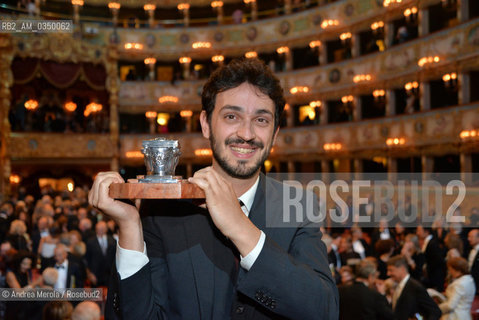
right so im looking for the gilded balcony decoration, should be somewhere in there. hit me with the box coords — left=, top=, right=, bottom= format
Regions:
left=117, top=18, right=479, bottom=106
left=118, top=103, right=479, bottom=161
left=77, top=0, right=425, bottom=59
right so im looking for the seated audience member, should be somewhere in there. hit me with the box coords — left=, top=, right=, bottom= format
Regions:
left=5, top=251, right=42, bottom=320
left=48, top=243, right=84, bottom=289
left=6, top=220, right=30, bottom=251
left=339, top=259, right=395, bottom=320
left=387, top=255, right=441, bottom=320
left=72, top=301, right=101, bottom=320
left=26, top=268, right=59, bottom=320
left=42, top=301, right=73, bottom=320
left=439, top=257, right=475, bottom=320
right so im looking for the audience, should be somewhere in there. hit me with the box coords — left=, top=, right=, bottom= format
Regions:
left=2, top=183, right=479, bottom=319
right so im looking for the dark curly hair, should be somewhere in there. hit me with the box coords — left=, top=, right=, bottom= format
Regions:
left=201, top=58, right=286, bottom=131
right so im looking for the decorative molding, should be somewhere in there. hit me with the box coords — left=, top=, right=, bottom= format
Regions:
left=9, top=134, right=116, bottom=159
left=117, top=103, right=479, bottom=161
left=117, top=19, right=479, bottom=107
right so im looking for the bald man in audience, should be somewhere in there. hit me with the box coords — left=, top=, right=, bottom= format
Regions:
left=72, top=301, right=101, bottom=320
left=85, top=221, right=116, bottom=286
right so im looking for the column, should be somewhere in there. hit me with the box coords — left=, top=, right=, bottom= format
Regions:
left=388, top=157, right=397, bottom=183
left=351, top=33, right=360, bottom=58
left=0, top=34, right=13, bottom=198
left=284, top=50, right=293, bottom=72
left=352, top=96, right=361, bottom=121
left=418, top=7, right=429, bottom=37
left=321, top=159, right=330, bottom=184
left=458, top=72, right=471, bottom=105
left=286, top=104, right=294, bottom=127
left=460, top=153, right=472, bottom=185
left=419, top=82, right=431, bottom=111
left=421, top=156, right=433, bottom=181
left=385, top=89, right=396, bottom=116
left=384, top=22, right=395, bottom=48
left=106, top=45, right=120, bottom=172
left=317, top=42, right=326, bottom=65
left=320, top=100, right=328, bottom=125
left=284, top=0, right=292, bottom=14
left=457, top=0, right=470, bottom=22
left=354, top=159, right=363, bottom=180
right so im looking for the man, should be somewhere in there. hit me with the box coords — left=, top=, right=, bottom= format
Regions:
left=49, top=243, right=84, bottom=289
left=89, top=58, right=338, bottom=319
left=85, top=221, right=116, bottom=286
left=416, top=224, right=446, bottom=291
left=467, top=228, right=479, bottom=294
left=387, top=255, right=441, bottom=320
left=339, top=259, right=395, bottom=320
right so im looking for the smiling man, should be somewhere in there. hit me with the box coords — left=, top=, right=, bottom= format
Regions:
left=89, top=58, right=338, bottom=319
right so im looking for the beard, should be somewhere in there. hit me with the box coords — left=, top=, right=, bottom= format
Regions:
left=209, top=132, right=273, bottom=179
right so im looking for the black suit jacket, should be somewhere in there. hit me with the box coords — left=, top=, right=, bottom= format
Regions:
left=106, top=174, right=339, bottom=319
left=339, top=281, right=395, bottom=320
left=423, top=237, right=446, bottom=291
left=470, top=250, right=479, bottom=294
left=85, top=235, right=116, bottom=286
left=47, top=259, right=84, bottom=288
left=394, top=277, right=441, bottom=320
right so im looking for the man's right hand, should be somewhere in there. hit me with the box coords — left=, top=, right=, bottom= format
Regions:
left=88, top=171, right=144, bottom=252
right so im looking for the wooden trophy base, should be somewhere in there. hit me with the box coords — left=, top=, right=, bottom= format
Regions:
left=109, top=179, right=205, bottom=199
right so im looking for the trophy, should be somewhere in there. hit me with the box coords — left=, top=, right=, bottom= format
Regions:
left=109, top=138, right=205, bottom=199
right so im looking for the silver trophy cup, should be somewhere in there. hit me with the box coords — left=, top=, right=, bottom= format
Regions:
left=139, top=138, right=181, bottom=183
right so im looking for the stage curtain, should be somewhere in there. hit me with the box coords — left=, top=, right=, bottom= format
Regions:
left=12, top=58, right=106, bottom=90
left=39, top=60, right=82, bottom=89
left=12, top=58, right=40, bottom=84
left=81, top=63, right=106, bottom=91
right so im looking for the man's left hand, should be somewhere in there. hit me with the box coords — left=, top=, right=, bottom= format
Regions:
left=188, top=167, right=260, bottom=257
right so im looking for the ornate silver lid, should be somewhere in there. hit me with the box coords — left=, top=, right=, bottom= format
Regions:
left=142, top=137, right=179, bottom=149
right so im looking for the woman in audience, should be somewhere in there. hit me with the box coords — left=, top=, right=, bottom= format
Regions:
left=6, top=220, right=30, bottom=251
left=439, top=257, right=475, bottom=320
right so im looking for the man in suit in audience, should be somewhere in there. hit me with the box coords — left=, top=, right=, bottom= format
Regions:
left=85, top=220, right=116, bottom=286
left=339, top=259, right=395, bottom=320
left=387, top=255, right=441, bottom=320
left=50, top=243, right=84, bottom=289
left=416, top=225, right=446, bottom=291
left=467, top=228, right=479, bottom=294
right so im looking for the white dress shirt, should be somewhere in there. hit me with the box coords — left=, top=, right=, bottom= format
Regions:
left=421, top=234, right=433, bottom=253
left=116, top=176, right=266, bottom=280
left=54, top=259, right=69, bottom=289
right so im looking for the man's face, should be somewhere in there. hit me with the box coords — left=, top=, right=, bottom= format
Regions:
left=416, top=226, right=425, bottom=239
left=54, top=248, right=67, bottom=264
left=469, top=230, right=479, bottom=246
left=387, top=265, right=405, bottom=282
left=201, top=82, right=278, bottom=179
